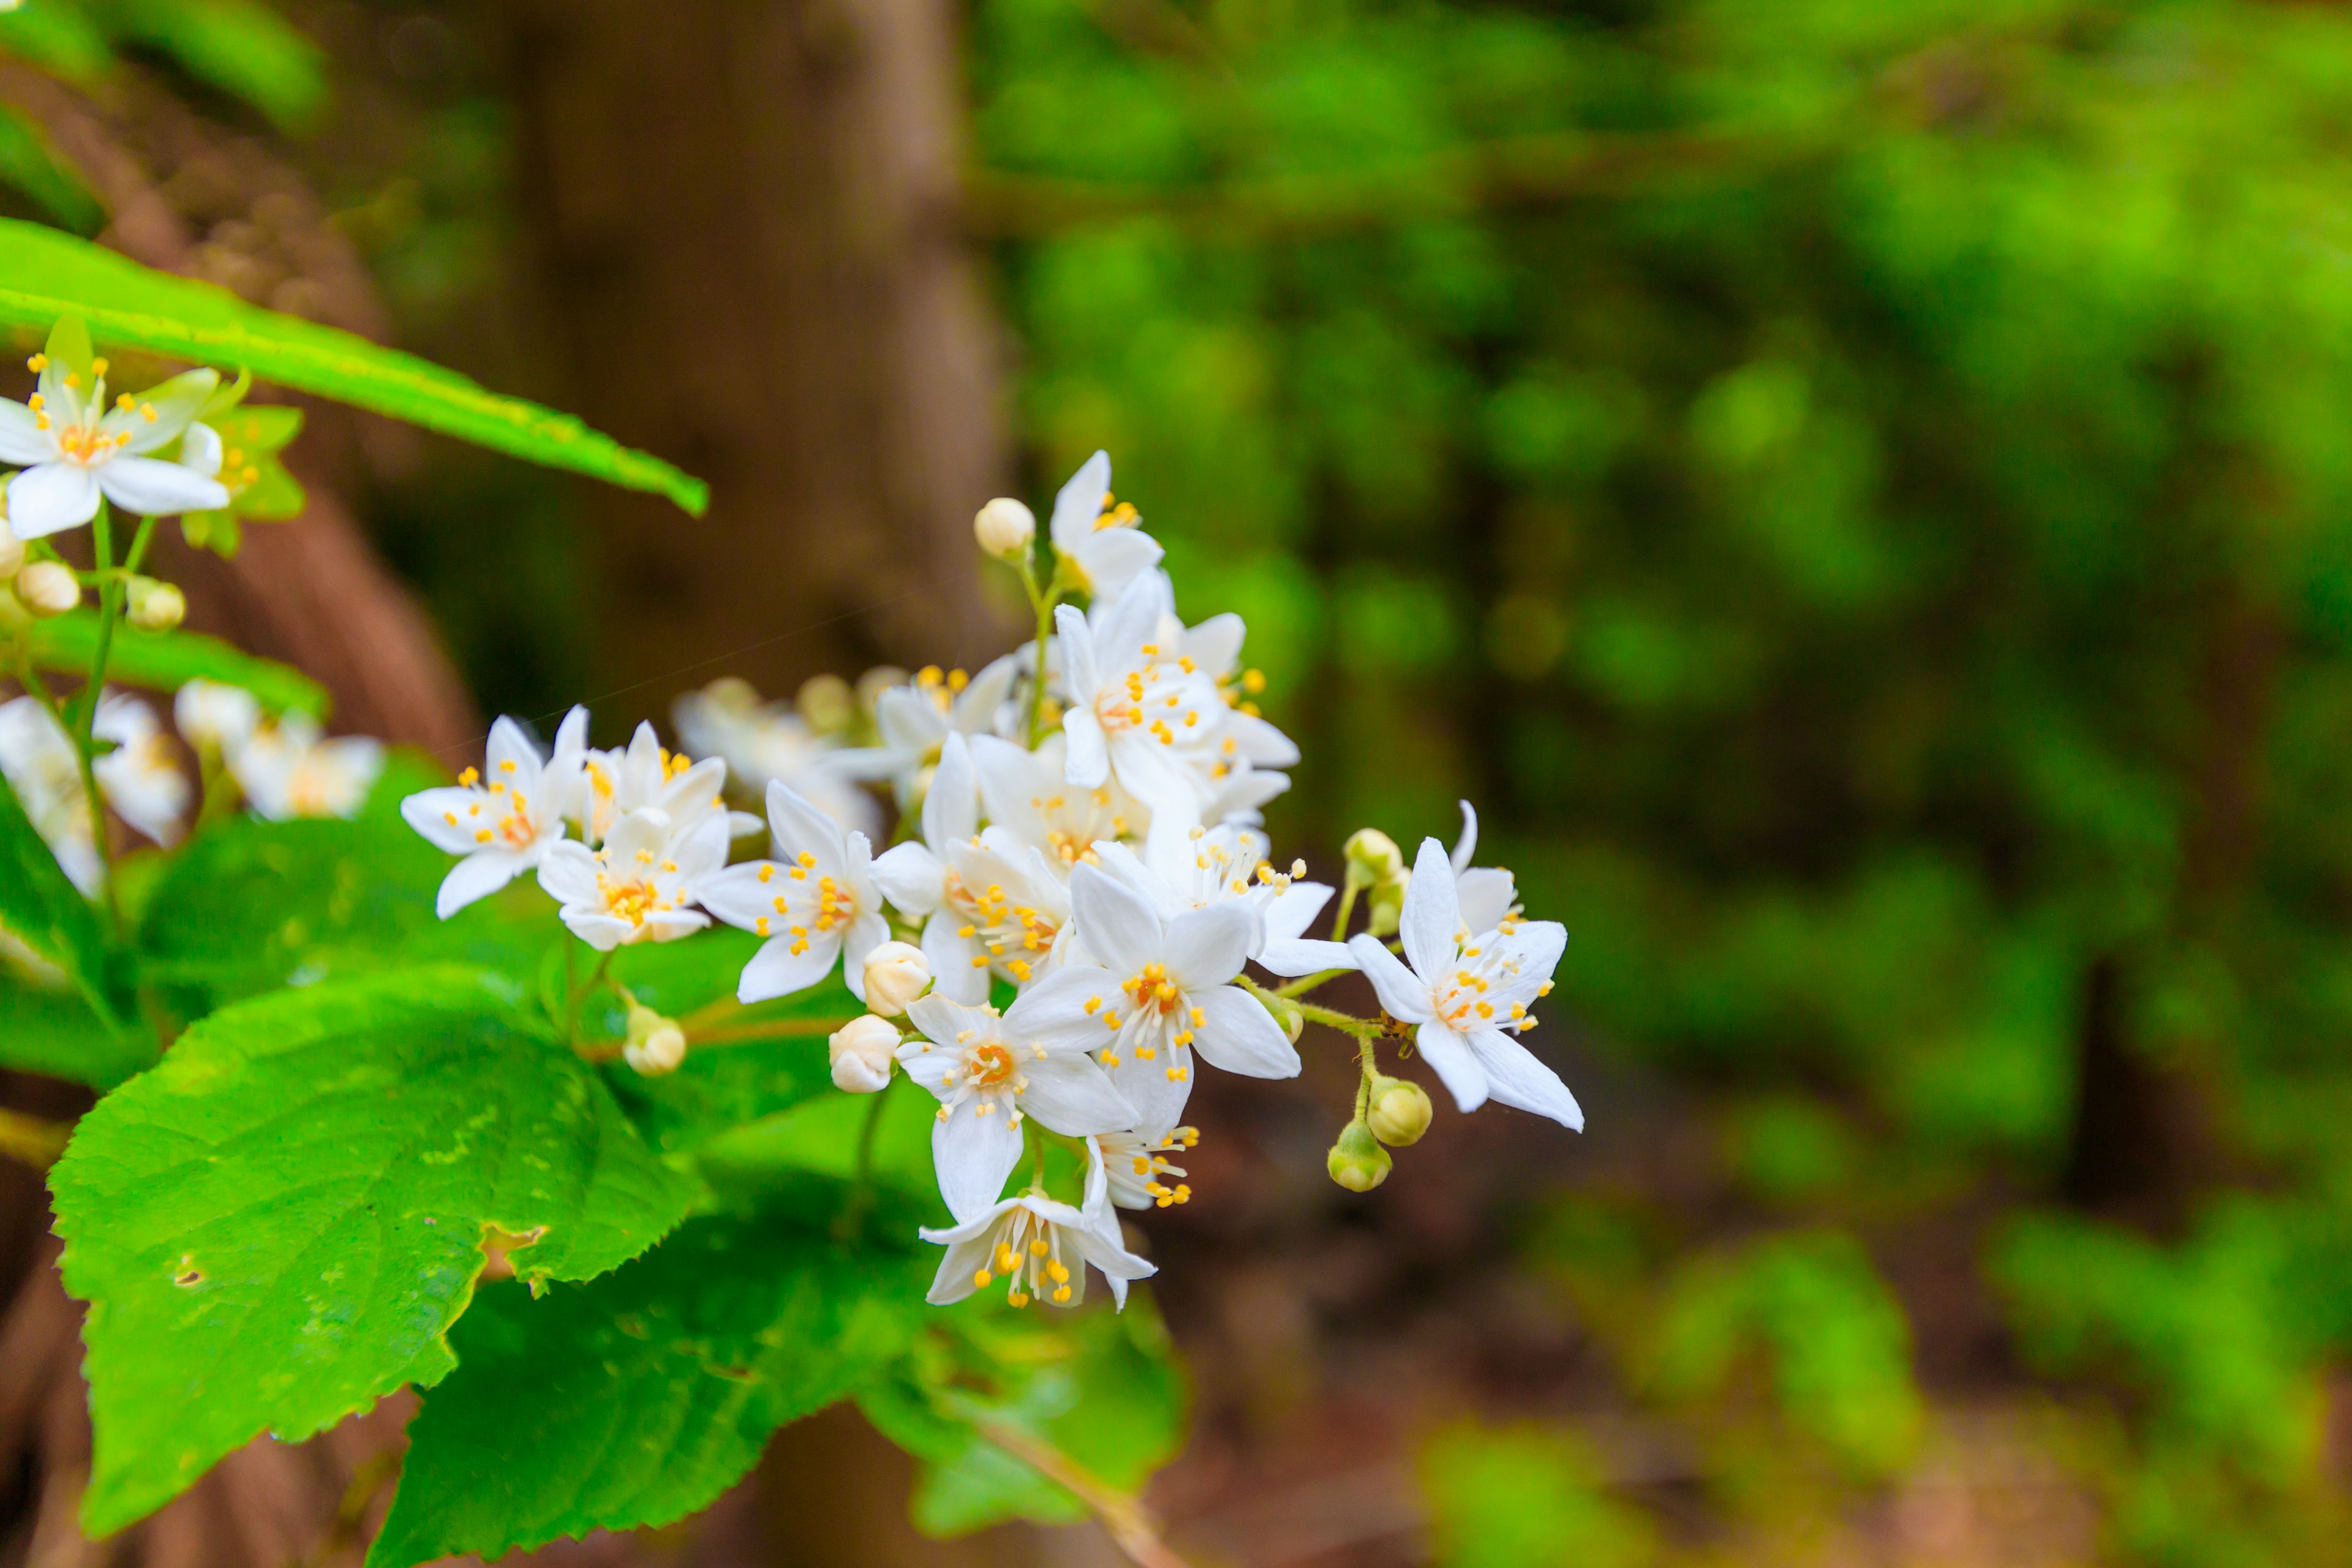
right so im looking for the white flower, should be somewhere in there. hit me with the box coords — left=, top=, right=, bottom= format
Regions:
left=1054, top=575, right=1225, bottom=825
left=921, top=1143, right=1156, bottom=1310
left=829, top=1014, right=900, bottom=1093
left=173, top=679, right=260, bottom=756
left=1101, top=821, right=1355, bottom=979
left=970, top=732, right=1146, bottom=878
left=1097, top=1125, right=1197, bottom=1210
left=230, top=714, right=383, bottom=820
left=1006, top=861, right=1299, bottom=1135
left=699, top=779, right=891, bottom=1004
left=559, top=717, right=742, bottom=848
left=673, top=677, right=880, bottom=839
left=400, top=710, right=586, bottom=918
left=1449, top=799, right=1520, bottom=933
left=897, top=992, right=1137, bottom=1222
left=1347, top=837, right=1581, bottom=1129
left=871, top=734, right=1072, bottom=1003
left=92, top=694, right=186, bottom=846
left=0, top=695, right=98, bottom=893
left=832, top=658, right=1019, bottom=810
left=1133, top=576, right=1301, bottom=783
left=537, top=805, right=726, bottom=951
left=1047, top=450, right=1161, bottom=600
left=0, top=347, right=228, bottom=537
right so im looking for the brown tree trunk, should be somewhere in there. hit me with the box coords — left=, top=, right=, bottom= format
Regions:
left=508, top=0, right=1014, bottom=730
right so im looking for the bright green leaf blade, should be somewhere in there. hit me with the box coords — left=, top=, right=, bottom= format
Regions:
left=0, top=780, right=123, bottom=1027
left=367, top=1204, right=930, bottom=1568
left=51, top=967, right=699, bottom=1536
left=27, top=613, right=328, bottom=717
left=0, top=221, right=707, bottom=514
left=106, top=0, right=327, bottom=131
left=0, top=974, right=155, bottom=1089
left=0, top=105, right=104, bottom=235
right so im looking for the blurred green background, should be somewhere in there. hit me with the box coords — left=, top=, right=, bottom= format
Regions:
left=12, top=0, right=2352, bottom=1563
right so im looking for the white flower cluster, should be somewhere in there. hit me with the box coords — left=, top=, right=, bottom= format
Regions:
left=0, top=679, right=382, bottom=892
left=402, top=452, right=1583, bottom=1313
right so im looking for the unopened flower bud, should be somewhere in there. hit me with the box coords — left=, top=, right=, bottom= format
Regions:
left=1366, top=1076, right=1433, bottom=1147
left=862, top=940, right=931, bottom=1017
left=829, top=1014, right=900, bottom=1093
left=17, top=561, right=77, bottom=617
left=126, top=576, right=186, bottom=631
left=1366, top=876, right=1407, bottom=938
left=1327, top=1118, right=1392, bottom=1193
left=623, top=1002, right=687, bottom=1076
left=1257, top=989, right=1304, bottom=1043
left=797, top=673, right=855, bottom=734
left=1344, top=827, right=1405, bottom=886
left=0, top=518, right=22, bottom=580
left=973, top=497, right=1036, bottom=560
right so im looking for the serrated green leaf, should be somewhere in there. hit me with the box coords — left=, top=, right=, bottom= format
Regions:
left=0, top=221, right=706, bottom=514
left=367, top=1206, right=931, bottom=1568
left=0, top=973, right=154, bottom=1089
left=50, top=967, right=698, bottom=1536
left=0, top=778, right=122, bottom=1026
left=26, top=612, right=327, bottom=717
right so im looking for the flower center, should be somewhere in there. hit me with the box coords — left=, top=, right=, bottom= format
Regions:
left=965, top=1040, right=1017, bottom=1088
left=968, top=1206, right=1074, bottom=1308
left=1122, top=962, right=1184, bottom=1017
left=597, top=873, right=669, bottom=927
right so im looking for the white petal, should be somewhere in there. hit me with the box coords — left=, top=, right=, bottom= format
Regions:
left=647, top=908, right=711, bottom=942
left=401, top=786, right=491, bottom=854
left=1072, top=526, right=1164, bottom=599
left=1188, top=985, right=1300, bottom=1079
left=737, top=932, right=841, bottom=1003
left=764, top=778, right=845, bottom=873
left=907, top=993, right=999, bottom=1047
left=1069, top=861, right=1162, bottom=976
left=924, top=731, right=979, bottom=846
left=1004, top=964, right=1124, bottom=1054
left=1466, top=1027, right=1583, bottom=1130
left=1181, top=612, right=1246, bottom=677
left=1456, top=867, right=1519, bottom=937
left=1161, top=900, right=1257, bottom=991
left=111, top=368, right=217, bottom=454
left=870, top=840, right=946, bottom=918
left=840, top=912, right=890, bottom=1003
left=97, top=455, right=229, bottom=517
left=1016, top=1055, right=1137, bottom=1137
left=6, top=464, right=99, bottom=538
left=1055, top=604, right=1099, bottom=705
left=179, top=419, right=224, bottom=478
left=922, top=909, right=990, bottom=1005
left=1224, top=710, right=1300, bottom=769
left=1400, top=837, right=1461, bottom=979
left=1416, top=1020, right=1490, bottom=1112
left=933, top=1101, right=1025, bottom=1224
left=1059, top=706, right=1109, bottom=793
left=560, top=911, right=636, bottom=952
left=1258, top=880, right=1332, bottom=944
left=697, top=861, right=784, bottom=930
left=1452, top=800, right=1480, bottom=873
left=1048, top=448, right=1110, bottom=549
left=536, top=842, right=601, bottom=904
left=435, top=850, right=528, bottom=918
left=1348, top=935, right=1435, bottom=1023
left=0, top=400, right=53, bottom=464
left=1256, top=936, right=1357, bottom=978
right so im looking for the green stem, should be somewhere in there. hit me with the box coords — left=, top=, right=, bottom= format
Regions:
left=1354, top=1033, right=1379, bottom=1119
left=1023, top=556, right=1065, bottom=747
left=1275, top=967, right=1350, bottom=998
left=564, top=948, right=616, bottom=1047
left=833, top=1086, right=892, bottom=1243
left=1328, top=878, right=1361, bottom=942
left=1240, top=974, right=1378, bottom=1038
left=119, top=513, right=157, bottom=579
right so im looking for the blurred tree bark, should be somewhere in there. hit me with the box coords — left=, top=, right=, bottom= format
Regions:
left=507, top=0, right=1014, bottom=728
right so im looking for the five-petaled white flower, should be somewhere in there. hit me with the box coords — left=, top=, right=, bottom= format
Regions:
left=401, top=709, right=588, bottom=918
left=538, top=805, right=725, bottom=951
left=230, top=714, right=383, bottom=821
left=700, top=779, right=891, bottom=1004
left=92, top=694, right=187, bottom=848
left=1054, top=575, right=1223, bottom=826
left=1047, top=450, right=1161, bottom=601
left=1348, top=837, right=1581, bottom=1129
left=871, top=734, right=1072, bottom=1001
left=897, top=992, right=1136, bottom=1222
left=1012, top=861, right=1299, bottom=1136
left=0, top=339, right=228, bottom=538
left=921, top=1142, right=1156, bottom=1310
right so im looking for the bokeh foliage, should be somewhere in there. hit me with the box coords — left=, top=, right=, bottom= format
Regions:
left=973, top=0, right=2352, bottom=1559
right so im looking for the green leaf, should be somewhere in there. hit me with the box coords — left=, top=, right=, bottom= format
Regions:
left=26, top=612, right=328, bottom=717
left=0, top=972, right=154, bottom=1090
left=367, top=1204, right=930, bottom=1568
left=104, top=0, right=327, bottom=132
left=50, top=967, right=698, bottom=1535
left=0, top=222, right=707, bottom=514
left=0, top=777, right=122, bottom=1026
left=0, top=105, right=104, bottom=235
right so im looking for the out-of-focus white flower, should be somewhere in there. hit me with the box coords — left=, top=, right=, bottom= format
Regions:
left=1054, top=576, right=1224, bottom=826
left=832, top=658, right=1017, bottom=810
left=537, top=805, right=726, bottom=951
left=920, top=1143, right=1155, bottom=1310
left=401, top=712, right=584, bottom=918
left=969, top=732, right=1145, bottom=878
left=1046, top=450, right=1161, bottom=601
left=699, top=779, right=891, bottom=1004
left=1003, top=861, right=1298, bottom=1136
left=829, top=1014, right=900, bottom=1093
left=0, top=326, right=228, bottom=537
left=974, top=497, right=1036, bottom=560
left=92, top=693, right=186, bottom=846
left=1348, top=837, right=1581, bottom=1130
left=897, top=992, right=1136, bottom=1222
left=15, top=560, right=77, bottom=616
left=673, top=677, right=879, bottom=839
left=172, top=679, right=260, bottom=757
left=861, top=939, right=932, bottom=1017
left=1098, top=1125, right=1198, bottom=1209
left=0, top=695, right=98, bottom=892
left=230, top=713, right=383, bottom=821
left=1449, top=799, right=1521, bottom=933
left=872, top=733, right=1073, bottom=1002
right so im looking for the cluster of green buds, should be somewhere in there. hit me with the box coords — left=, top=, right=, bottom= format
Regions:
left=1327, top=1075, right=1435, bottom=1192
left=1343, top=827, right=1410, bottom=938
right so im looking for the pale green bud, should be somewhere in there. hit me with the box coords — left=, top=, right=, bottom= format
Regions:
left=1326, top=1118, right=1393, bottom=1193
left=126, top=576, right=186, bottom=631
left=1343, top=827, right=1405, bottom=885
left=1366, top=876, right=1406, bottom=938
left=17, top=561, right=77, bottom=617
left=623, top=1002, right=687, bottom=1076
left=797, top=673, right=855, bottom=734
left=1257, top=989, right=1305, bottom=1043
left=974, top=497, right=1036, bottom=560
left=1366, top=1076, right=1433, bottom=1147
